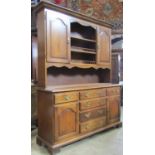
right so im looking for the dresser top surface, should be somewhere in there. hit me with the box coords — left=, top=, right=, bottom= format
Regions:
left=39, top=83, right=120, bottom=93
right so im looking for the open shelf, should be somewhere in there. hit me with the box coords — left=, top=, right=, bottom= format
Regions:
left=71, top=59, right=96, bottom=64
left=70, top=21, right=97, bottom=65
left=71, top=46, right=96, bottom=54
left=71, top=22, right=96, bottom=40
left=71, top=34, right=96, bottom=43
left=71, top=39, right=96, bottom=51
left=71, top=51, right=96, bottom=64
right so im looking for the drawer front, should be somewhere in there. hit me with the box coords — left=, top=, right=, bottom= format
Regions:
left=80, top=89, right=106, bottom=100
left=80, top=107, right=106, bottom=122
left=80, top=117, right=106, bottom=134
left=107, top=87, right=120, bottom=96
left=80, top=98, right=106, bottom=110
left=54, top=92, right=79, bottom=104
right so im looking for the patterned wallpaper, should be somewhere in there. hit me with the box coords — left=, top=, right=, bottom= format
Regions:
left=79, top=0, right=123, bottom=30
left=40, top=0, right=123, bottom=30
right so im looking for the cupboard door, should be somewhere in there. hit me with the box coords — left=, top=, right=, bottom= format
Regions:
left=46, top=10, right=70, bottom=63
left=54, top=102, right=79, bottom=141
left=97, top=27, right=111, bottom=65
left=107, top=96, right=120, bottom=124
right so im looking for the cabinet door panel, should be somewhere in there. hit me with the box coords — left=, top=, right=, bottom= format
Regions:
left=46, top=10, right=70, bottom=63
left=54, top=102, right=79, bottom=141
left=97, top=27, right=111, bottom=65
left=107, top=96, right=120, bottom=124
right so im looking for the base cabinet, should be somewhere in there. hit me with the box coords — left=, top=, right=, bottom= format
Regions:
left=54, top=102, right=79, bottom=141
left=37, top=84, right=122, bottom=154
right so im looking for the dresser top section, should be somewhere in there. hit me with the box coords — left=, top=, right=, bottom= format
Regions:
left=39, top=83, right=120, bottom=93
left=33, top=0, right=112, bottom=28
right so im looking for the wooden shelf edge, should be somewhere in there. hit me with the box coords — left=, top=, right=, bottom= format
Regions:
left=71, top=36, right=96, bottom=43
left=71, top=46, right=96, bottom=53
left=71, top=48, right=96, bottom=55
left=46, top=62, right=111, bottom=70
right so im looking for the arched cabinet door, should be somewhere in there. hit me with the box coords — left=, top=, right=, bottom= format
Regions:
left=46, top=10, right=70, bottom=63
left=97, top=27, right=111, bottom=66
left=54, top=102, right=79, bottom=141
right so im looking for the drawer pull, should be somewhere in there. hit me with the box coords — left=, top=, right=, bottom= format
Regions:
left=84, top=113, right=91, bottom=118
left=64, top=95, right=71, bottom=101
left=97, top=110, right=104, bottom=115
left=86, top=102, right=91, bottom=107
left=84, top=93, right=89, bottom=97
left=84, top=125, right=89, bottom=130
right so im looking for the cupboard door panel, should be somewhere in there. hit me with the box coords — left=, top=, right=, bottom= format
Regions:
left=107, top=96, right=120, bottom=124
left=46, top=10, right=70, bottom=63
left=54, top=102, right=79, bottom=141
left=97, top=27, right=111, bottom=65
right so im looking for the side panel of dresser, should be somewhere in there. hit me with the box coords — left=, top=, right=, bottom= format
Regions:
left=107, top=87, right=121, bottom=124
left=37, top=91, right=54, bottom=144
left=37, top=10, right=47, bottom=87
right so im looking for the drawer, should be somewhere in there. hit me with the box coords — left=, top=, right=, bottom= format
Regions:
left=80, top=89, right=106, bottom=100
left=54, top=92, right=79, bottom=104
left=80, top=117, right=106, bottom=134
left=107, top=87, right=120, bottom=96
left=80, top=98, right=106, bottom=110
left=80, top=107, right=106, bottom=122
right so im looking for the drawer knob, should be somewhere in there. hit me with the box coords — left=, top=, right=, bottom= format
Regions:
left=64, top=95, right=70, bottom=100
left=97, top=110, right=103, bottom=114
left=85, top=93, right=89, bottom=97
left=85, top=124, right=89, bottom=130
left=85, top=112, right=91, bottom=118
left=86, top=102, right=91, bottom=107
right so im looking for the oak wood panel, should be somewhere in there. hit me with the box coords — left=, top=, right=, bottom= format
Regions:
left=46, top=10, right=70, bottom=63
left=44, top=83, right=120, bottom=92
left=107, top=96, right=120, bottom=124
left=37, top=10, right=47, bottom=87
left=107, top=87, right=120, bottom=96
left=54, top=92, right=79, bottom=104
left=37, top=91, right=53, bottom=144
left=80, top=97, right=106, bottom=110
left=80, top=117, right=106, bottom=134
left=47, top=67, right=111, bottom=86
left=97, top=26, right=111, bottom=66
left=54, top=102, right=79, bottom=141
left=31, top=36, right=38, bottom=82
left=46, top=62, right=111, bottom=69
left=80, top=107, right=106, bottom=122
left=80, top=88, right=106, bottom=100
